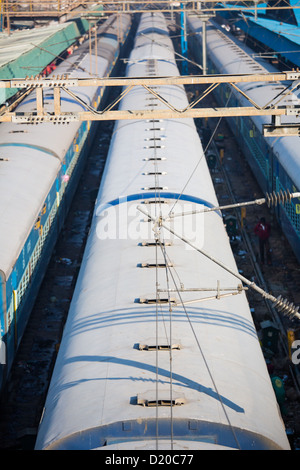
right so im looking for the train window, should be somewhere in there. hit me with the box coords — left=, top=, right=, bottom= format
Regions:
left=9, top=130, right=27, bottom=134
left=41, top=203, right=47, bottom=216
left=34, top=217, right=41, bottom=230
left=144, top=145, right=165, bottom=149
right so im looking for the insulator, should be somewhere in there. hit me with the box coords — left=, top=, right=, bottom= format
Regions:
left=265, top=189, right=292, bottom=207
left=273, top=295, right=299, bottom=318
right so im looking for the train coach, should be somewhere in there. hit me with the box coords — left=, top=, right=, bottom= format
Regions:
left=0, top=13, right=131, bottom=394
left=187, top=14, right=300, bottom=263
left=35, top=12, right=290, bottom=450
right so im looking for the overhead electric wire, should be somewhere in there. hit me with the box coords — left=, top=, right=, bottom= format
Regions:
left=145, top=36, right=175, bottom=448
left=142, top=17, right=243, bottom=449
left=156, top=236, right=242, bottom=450
left=167, top=18, right=253, bottom=217
left=139, top=204, right=300, bottom=320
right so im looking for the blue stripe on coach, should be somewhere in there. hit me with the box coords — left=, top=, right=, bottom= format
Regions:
left=96, top=192, right=219, bottom=214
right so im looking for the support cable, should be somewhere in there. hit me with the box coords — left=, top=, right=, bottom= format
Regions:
left=157, top=237, right=242, bottom=450
left=138, top=205, right=300, bottom=320
left=157, top=235, right=174, bottom=450
left=167, top=189, right=300, bottom=219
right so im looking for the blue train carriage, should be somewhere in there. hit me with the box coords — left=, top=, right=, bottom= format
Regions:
left=0, top=14, right=131, bottom=394
left=35, top=12, right=290, bottom=450
left=187, top=15, right=300, bottom=262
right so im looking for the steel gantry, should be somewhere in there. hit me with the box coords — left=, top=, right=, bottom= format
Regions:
left=1, top=71, right=300, bottom=136
left=3, top=0, right=300, bottom=16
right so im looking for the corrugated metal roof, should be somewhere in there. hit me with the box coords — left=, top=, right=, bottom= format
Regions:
left=289, top=0, right=300, bottom=26
left=0, top=6, right=104, bottom=105
left=236, top=15, right=300, bottom=67
left=217, top=2, right=300, bottom=66
left=239, top=15, right=300, bottom=46
left=0, top=21, right=81, bottom=105
left=0, top=23, right=72, bottom=68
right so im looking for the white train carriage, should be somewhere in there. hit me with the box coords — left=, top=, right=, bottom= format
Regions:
left=35, top=12, right=290, bottom=450
left=187, top=15, right=300, bottom=263
left=0, top=14, right=131, bottom=393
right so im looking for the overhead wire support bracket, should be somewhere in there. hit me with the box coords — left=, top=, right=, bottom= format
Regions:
left=4, top=0, right=300, bottom=16
left=167, top=190, right=300, bottom=219
left=2, top=71, right=300, bottom=88
left=158, top=283, right=248, bottom=305
left=137, top=205, right=300, bottom=320
left=1, top=72, right=300, bottom=132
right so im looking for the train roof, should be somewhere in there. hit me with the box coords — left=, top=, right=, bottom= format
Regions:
left=35, top=197, right=290, bottom=449
left=188, top=17, right=300, bottom=189
left=0, top=27, right=118, bottom=280
left=0, top=21, right=85, bottom=105
left=0, top=145, right=59, bottom=281
left=35, top=14, right=290, bottom=450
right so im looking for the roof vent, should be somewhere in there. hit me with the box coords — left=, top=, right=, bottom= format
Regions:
left=142, top=186, right=168, bottom=190
left=136, top=297, right=177, bottom=304
left=137, top=391, right=185, bottom=407
left=138, top=262, right=173, bottom=268
left=142, top=172, right=167, bottom=176
left=141, top=199, right=169, bottom=204
left=139, top=241, right=172, bottom=246
left=138, top=342, right=181, bottom=351
left=143, top=157, right=166, bottom=161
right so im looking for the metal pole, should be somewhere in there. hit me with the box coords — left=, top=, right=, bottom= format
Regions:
left=202, top=19, right=207, bottom=76
left=5, top=0, right=10, bottom=35
left=89, top=22, right=92, bottom=75
left=180, top=3, right=188, bottom=75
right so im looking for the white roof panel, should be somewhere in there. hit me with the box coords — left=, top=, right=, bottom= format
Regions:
left=0, top=145, right=59, bottom=278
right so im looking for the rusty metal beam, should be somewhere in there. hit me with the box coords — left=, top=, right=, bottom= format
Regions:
left=1, top=72, right=299, bottom=134
left=1, top=106, right=291, bottom=124
left=1, top=71, right=300, bottom=89
left=3, top=1, right=300, bottom=16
